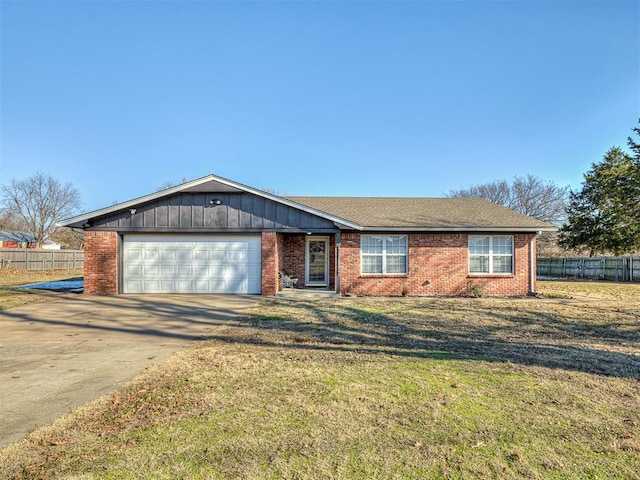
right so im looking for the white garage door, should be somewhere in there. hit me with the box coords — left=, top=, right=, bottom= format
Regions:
left=123, top=235, right=262, bottom=294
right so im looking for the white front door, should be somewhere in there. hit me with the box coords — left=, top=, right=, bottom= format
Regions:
left=305, top=237, right=329, bottom=286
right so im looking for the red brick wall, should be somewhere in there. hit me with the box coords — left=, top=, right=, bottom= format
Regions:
left=84, top=231, right=118, bottom=295
left=283, top=235, right=305, bottom=285
left=339, top=232, right=535, bottom=297
left=0, top=242, right=37, bottom=248
left=282, top=234, right=336, bottom=289
left=261, top=232, right=282, bottom=296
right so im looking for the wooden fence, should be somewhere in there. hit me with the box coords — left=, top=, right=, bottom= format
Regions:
left=0, top=248, right=84, bottom=271
left=537, top=256, right=640, bottom=282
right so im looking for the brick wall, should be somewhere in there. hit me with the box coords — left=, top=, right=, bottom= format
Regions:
left=283, top=235, right=305, bottom=285
left=84, top=231, right=118, bottom=295
left=282, top=234, right=336, bottom=289
left=339, top=232, right=535, bottom=297
left=0, top=242, right=37, bottom=248
left=261, top=232, right=282, bottom=296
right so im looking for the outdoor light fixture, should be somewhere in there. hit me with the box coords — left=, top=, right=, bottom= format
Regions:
left=209, top=198, right=222, bottom=206
left=129, top=208, right=136, bottom=215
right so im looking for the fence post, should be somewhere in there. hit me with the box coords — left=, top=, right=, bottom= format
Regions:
left=25, top=249, right=29, bottom=271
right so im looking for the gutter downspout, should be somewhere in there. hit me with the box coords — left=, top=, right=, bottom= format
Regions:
left=530, top=232, right=540, bottom=295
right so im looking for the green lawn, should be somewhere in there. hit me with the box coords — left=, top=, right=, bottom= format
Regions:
left=1, top=281, right=639, bottom=479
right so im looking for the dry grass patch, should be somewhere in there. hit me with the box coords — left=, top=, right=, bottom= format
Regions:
left=0, top=268, right=82, bottom=310
left=1, top=280, right=639, bottom=479
left=0, top=268, right=83, bottom=288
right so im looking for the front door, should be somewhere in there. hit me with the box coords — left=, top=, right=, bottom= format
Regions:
left=305, top=236, right=329, bottom=287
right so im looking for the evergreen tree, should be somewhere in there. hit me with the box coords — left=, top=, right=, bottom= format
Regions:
left=627, top=118, right=640, bottom=160
left=560, top=143, right=640, bottom=255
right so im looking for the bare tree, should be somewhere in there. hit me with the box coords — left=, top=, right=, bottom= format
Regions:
left=447, top=174, right=569, bottom=225
left=1, top=172, right=81, bottom=247
left=0, top=209, right=28, bottom=231
left=50, top=227, right=84, bottom=250
left=156, top=176, right=192, bottom=192
left=448, top=175, right=569, bottom=257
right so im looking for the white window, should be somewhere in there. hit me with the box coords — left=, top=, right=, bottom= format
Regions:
left=469, top=235, right=514, bottom=274
left=362, top=235, right=407, bottom=274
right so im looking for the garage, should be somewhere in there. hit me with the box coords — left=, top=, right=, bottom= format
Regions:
left=122, top=234, right=262, bottom=294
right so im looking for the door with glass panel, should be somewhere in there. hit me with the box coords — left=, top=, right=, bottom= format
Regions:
left=305, top=237, right=329, bottom=286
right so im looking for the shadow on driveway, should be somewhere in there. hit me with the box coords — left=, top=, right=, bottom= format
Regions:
left=0, top=294, right=261, bottom=449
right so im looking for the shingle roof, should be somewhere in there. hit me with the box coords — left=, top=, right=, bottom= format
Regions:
left=0, top=230, right=37, bottom=243
left=286, top=197, right=556, bottom=231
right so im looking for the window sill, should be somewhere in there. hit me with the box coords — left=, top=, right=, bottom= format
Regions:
left=360, top=274, right=409, bottom=278
left=467, top=274, right=515, bottom=278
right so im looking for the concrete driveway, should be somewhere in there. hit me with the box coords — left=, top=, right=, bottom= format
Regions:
left=0, top=294, right=261, bottom=449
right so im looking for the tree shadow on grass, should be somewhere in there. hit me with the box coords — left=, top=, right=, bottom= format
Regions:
left=1, top=294, right=638, bottom=379
left=210, top=298, right=640, bottom=379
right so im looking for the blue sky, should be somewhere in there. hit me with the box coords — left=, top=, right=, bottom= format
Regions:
left=1, top=0, right=638, bottom=214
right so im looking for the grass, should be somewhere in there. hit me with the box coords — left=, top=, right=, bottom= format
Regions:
left=0, top=268, right=83, bottom=310
left=1, top=280, right=639, bottom=479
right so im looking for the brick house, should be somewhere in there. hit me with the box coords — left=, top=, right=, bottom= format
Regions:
left=59, top=174, right=555, bottom=297
left=0, top=231, right=37, bottom=249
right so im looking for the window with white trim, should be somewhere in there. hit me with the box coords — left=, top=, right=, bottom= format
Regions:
left=361, top=235, right=408, bottom=274
left=469, top=235, right=514, bottom=274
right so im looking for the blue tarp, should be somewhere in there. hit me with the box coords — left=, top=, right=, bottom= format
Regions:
left=14, top=280, right=84, bottom=293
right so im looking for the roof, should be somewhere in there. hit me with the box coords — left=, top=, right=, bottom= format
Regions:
left=58, top=173, right=556, bottom=232
left=286, top=197, right=556, bottom=232
left=0, top=230, right=36, bottom=243
left=58, top=174, right=360, bottom=230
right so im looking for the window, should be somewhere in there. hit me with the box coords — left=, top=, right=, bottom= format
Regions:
left=362, top=235, right=407, bottom=274
left=469, top=235, right=514, bottom=274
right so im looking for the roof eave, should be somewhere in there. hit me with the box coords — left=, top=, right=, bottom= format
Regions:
left=359, top=226, right=557, bottom=232
left=57, top=173, right=362, bottom=230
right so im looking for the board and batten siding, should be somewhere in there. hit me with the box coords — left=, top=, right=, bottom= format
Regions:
left=90, top=193, right=338, bottom=232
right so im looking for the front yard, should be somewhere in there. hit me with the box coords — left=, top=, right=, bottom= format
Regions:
left=1, top=281, right=639, bottom=479
left=0, top=268, right=83, bottom=310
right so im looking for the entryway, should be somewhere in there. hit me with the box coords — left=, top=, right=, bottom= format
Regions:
left=305, top=236, right=329, bottom=287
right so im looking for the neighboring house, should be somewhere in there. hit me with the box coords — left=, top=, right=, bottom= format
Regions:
left=41, top=240, right=62, bottom=250
left=0, top=231, right=37, bottom=249
left=59, top=174, right=555, bottom=297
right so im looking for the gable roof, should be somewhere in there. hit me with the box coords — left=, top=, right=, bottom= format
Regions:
left=58, top=173, right=556, bottom=232
left=0, top=230, right=37, bottom=243
left=286, top=197, right=556, bottom=232
left=58, top=174, right=360, bottom=230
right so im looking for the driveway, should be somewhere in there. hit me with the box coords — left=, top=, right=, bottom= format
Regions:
left=0, top=294, right=261, bottom=449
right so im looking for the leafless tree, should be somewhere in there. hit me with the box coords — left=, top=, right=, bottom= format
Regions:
left=156, top=176, right=192, bottom=192
left=1, top=172, right=81, bottom=247
left=0, top=209, right=28, bottom=231
left=50, top=227, right=84, bottom=250
left=448, top=175, right=569, bottom=257
left=447, top=174, right=569, bottom=225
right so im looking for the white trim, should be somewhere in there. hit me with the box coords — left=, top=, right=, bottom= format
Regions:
left=361, top=234, right=408, bottom=275
left=305, top=236, right=329, bottom=286
left=58, top=173, right=361, bottom=230
left=468, top=235, right=514, bottom=275
left=361, top=226, right=555, bottom=232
